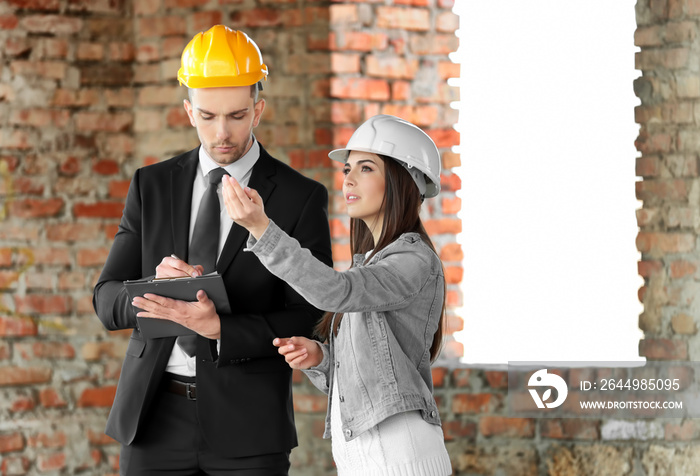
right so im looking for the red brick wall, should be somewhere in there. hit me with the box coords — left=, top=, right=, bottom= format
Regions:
left=4, top=0, right=695, bottom=474
left=0, top=0, right=461, bottom=473
left=634, top=0, right=700, bottom=363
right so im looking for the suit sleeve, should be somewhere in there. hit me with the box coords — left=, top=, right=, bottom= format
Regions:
left=92, top=170, right=143, bottom=331
left=215, top=182, right=332, bottom=366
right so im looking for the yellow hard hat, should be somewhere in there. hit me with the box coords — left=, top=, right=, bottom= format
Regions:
left=177, top=25, right=268, bottom=88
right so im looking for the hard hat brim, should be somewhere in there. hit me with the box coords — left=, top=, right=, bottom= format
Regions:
left=178, top=70, right=267, bottom=89
left=328, top=146, right=441, bottom=198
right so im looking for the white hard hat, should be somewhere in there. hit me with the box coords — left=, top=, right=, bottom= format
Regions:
left=329, top=114, right=441, bottom=198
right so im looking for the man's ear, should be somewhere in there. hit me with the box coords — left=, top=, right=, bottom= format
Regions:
left=183, top=99, right=196, bottom=127
left=252, top=98, right=265, bottom=128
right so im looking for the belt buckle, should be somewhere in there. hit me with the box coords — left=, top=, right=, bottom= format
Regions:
left=186, top=383, right=196, bottom=400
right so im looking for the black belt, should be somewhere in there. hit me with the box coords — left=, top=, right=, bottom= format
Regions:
left=164, top=375, right=197, bottom=400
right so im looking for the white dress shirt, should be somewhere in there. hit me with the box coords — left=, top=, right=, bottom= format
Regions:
left=166, top=139, right=260, bottom=377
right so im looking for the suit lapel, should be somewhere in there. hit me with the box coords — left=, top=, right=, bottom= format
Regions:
left=171, top=148, right=199, bottom=262
left=216, top=147, right=277, bottom=276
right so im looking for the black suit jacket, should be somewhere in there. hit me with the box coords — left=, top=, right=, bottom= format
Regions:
left=93, top=144, right=332, bottom=457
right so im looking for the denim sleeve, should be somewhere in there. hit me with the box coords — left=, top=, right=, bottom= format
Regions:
left=246, top=220, right=433, bottom=313
left=302, top=341, right=331, bottom=395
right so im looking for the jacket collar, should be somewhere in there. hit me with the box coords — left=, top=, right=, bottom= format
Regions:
left=169, top=144, right=277, bottom=273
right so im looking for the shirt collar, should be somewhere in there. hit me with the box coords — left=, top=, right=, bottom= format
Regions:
left=197, top=137, right=260, bottom=181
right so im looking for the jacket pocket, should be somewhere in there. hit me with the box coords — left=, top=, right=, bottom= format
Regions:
left=371, top=315, right=398, bottom=392
left=125, top=338, right=145, bottom=358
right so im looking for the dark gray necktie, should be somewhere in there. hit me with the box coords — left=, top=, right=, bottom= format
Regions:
left=177, top=167, right=229, bottom=357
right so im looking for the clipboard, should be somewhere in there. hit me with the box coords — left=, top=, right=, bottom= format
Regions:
left=124, top=273, right=231, bottom=338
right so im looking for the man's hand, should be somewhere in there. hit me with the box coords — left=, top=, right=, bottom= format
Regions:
left=132, top=290, right=221, bottom=339
left=272, top=336, right=323, bottom=370
left=155, top=254, right=203, bottom=279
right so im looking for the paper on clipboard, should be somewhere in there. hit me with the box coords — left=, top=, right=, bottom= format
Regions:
left=124, top=272, right=231, bottom=338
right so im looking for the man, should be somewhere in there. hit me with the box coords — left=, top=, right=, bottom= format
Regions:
left=93, top=25, right=332, bottom=475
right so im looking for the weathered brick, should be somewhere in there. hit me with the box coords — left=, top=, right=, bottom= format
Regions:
left=330, top=53, right=360, bottom=74
left=484, top=371, right=508, bottom=389
left=109, top=42, right=136, bottom=62
left=455, top=445, right=538, bottom=476
left=671, top=313, right=697, bottom=334
left=366, top=55, right=419, bottom=79
left=442, top=420, right=477, bottom=441
left=635, top=47, right=690, bottom=70
left=451, top=368, right=470, bottom=388
left=0, top=366, right=51, bottom=386
left=0, top=316, right=38, bottom=337
left=638, top=260, right=663, bottom=278
left=479, top=416, right=535, bottom=438
left=105, top=89, right=135, bottom=108
left=436, top=11, right=459, bottom=32
left=664, top=421, right=699, bottom=440
left=540, top=419, right=600, bottom=440
left=9, top=198, right=63, bottom=219
left=0, top=433, right=24, bottom=453
left=192, top=10, right=223, bottom=31
left=75, top=112, right=132, bottom=133
left=0, top=15, right=19, bottom=29
left=376, top=6, right=430, bottom=31
left=431, top=366, right=447, bottom=388
left=27, top=431, right=67, bottom=448
left=330, top=78, right=390, bottom=101
left=331, top=31, right=388, bottom=51
left=86, top=428, right=116, bottom=445
left=80, top=64, right=133, bottom=86
left=20, top=14, right=82, bottom=34
left=635, top=25, right=664, bottom=46
left=427, top=128, right=460, bottom=148
left=329, top=4, right=357, bottom=24
left=136, top=16, right=186, bottom=38
left=452, top=393, right=498, bottom=414
left=16, top=342, right=75, bottom=360
left=424, top=218, right=461, bottom=235
left=46, top=223, right=102, bottom=242
left=76, top=248, right=110, bottom=267
left=15, top=295, right=72, bottom=315
left=11, top=394, right=36, bottom=412
left=331, top=243, right=351, bottom=263
left=231, top=8, right=283, bottom=27
left=92, top=159, right=120, bottom=175
left=109, top=180, right=131, bottom=199
left=77, top=42, right=104, bottom=61
left=73, top=202, right=125, bottom=219
left=137, top=86, right=182, bottom=106
left=410, top=34, right=458, bottom=55
left=36, top=452, right=66, bottom=472
left=77, top=386, right=117, bottom=407
left=636, top=232, right=695, bottom=256
left=639, top=338, right=688, bottom=360
left=52, top=89, right=100, bottom=107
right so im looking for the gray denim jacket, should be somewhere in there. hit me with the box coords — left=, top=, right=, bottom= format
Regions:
left=246, top=220, right=443, bottom=441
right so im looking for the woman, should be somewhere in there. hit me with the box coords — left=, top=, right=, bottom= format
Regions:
left=223, top=114, right=452, bottom=474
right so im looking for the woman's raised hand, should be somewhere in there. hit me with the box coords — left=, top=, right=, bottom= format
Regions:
left=273, top=336, right=324, bottom=370
left=222, top=175, right=270, bottom=240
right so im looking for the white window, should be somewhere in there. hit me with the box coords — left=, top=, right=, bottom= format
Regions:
left=450, top=0, right=643, bottom=363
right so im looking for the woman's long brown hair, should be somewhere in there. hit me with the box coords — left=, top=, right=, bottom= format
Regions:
left=315, top=154, right=445, bottom=362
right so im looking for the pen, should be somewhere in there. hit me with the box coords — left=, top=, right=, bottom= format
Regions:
left=171, top=254, right=181, bottom=260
